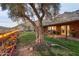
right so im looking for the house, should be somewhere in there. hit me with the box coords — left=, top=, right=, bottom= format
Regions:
left=43, top=10, right=79, bottom=38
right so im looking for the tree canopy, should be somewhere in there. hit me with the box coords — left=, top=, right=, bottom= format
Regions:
left=0, top=3, right=60, bottom=26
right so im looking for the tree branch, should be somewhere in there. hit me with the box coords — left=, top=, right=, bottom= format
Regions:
left=40, top=8, right=45, bottom=20
left=29, top=3, right=41, bottom=20
left=23, top=15, right=36, bottom=26
left=19, top=8, right=36, bottom=27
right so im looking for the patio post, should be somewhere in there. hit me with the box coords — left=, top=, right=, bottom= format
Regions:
left=51, top=26, right=52, bottom=33
left=66, top=25, right=68, bottom=39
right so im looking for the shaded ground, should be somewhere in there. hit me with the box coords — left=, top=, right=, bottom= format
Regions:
left=16, top=46, right=38, bottom=56
left=15, top=32, right=79, bottom=56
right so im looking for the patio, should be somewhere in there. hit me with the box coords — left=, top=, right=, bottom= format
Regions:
left=48, top=33, right=79, bottom=41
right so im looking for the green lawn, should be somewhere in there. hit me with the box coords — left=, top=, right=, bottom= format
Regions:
left=18, top=32, right=79, bottom=56
left=18, top=32, right=36, bottom=46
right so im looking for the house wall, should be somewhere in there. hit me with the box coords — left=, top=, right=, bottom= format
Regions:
left=69, top=21, right=79, bottom=38
left=43, top=21, right=79, bottom=38
left=43, top=27, right=48, bottom=34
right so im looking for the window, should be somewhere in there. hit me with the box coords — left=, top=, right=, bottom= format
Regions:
left=48, top=27, right=52, bottom=30
left=48, top=26, right=56, bottom=31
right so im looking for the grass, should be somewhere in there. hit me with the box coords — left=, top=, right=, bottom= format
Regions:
left=45, top=36, right=79, bottom=55
left=18, top=32, right=79, bottom=56
left=18, top=32, right=36, bottom=46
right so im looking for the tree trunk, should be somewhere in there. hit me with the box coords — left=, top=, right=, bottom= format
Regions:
left=34, top=20, right=44, bottom=45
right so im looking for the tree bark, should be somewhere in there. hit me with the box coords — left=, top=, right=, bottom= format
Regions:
left=34, top=20, right=44, bottom=44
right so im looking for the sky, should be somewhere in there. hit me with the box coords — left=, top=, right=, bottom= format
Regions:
left=60, top=3, right=79, bottom=13
left=0, top=3, right=79, bottom=27
left=0, top=8, right=18, bottom=27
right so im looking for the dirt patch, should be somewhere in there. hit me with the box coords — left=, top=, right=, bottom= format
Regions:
left=16, top=46, right=38, bottom=56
